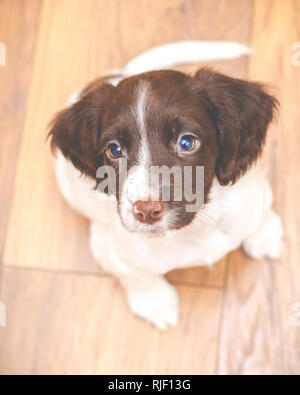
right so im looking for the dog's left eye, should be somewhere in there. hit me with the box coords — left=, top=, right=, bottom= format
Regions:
left=177, top=135, right=199, bottom=153
left=106, top=143, right=122, bottom=159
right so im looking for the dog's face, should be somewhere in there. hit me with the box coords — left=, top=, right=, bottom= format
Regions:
left=49, top=69, right=277, bottom=236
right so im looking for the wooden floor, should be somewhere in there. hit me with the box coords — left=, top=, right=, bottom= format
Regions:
left=0, top=0, right=299, bottom=375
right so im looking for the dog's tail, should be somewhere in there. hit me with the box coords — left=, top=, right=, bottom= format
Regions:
left=122, top=40, right=252, bottom=76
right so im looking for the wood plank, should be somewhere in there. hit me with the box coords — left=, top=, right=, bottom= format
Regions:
left=0, top=0, right=41, bottom=265
left=0, top=266, right=223, bottom=374
left=218, top=0, right=300, bottom=375
left=3, top=0, right=252, bottom=285
left=218, top=250, right=284, bottom=374
left=167, top=258, right=227, bottom=288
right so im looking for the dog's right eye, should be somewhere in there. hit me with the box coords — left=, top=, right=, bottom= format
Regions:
left=106, top=143, right=122, bottom=159
left=176, top=134, right=200, bottom=155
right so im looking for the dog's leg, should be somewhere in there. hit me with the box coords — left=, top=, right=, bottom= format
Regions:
left=243, top=209, right=283, bottom=260
left=89, top=222, right=179, bottom=330
left=121, top=273, right=179, bottom=331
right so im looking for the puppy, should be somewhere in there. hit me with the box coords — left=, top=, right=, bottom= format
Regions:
left=49, top=41, right=283, bottom=329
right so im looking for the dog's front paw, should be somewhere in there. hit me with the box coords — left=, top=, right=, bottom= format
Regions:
left=126, top=277, right=179, bottom=330
left=243, top=210, right=284, bottom=260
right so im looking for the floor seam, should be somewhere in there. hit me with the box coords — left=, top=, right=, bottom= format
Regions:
left=2, top=263, right=225, bottom=290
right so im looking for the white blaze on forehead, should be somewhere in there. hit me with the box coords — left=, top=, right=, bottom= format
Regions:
left=120, top=81, right=181, bottom=234
left=119, top=81, right=153, bottom=230
left=134, top=81, right=151, bottom=166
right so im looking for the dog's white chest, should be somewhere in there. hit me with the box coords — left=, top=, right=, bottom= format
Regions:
left=93, top=218, right=236, bottom=275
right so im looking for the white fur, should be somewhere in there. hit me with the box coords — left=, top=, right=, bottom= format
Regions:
left=124, top=40, right=252, bottom=75
left=119, top=82, right=154, bottom=232
left=134, top=82, right=150, bottom=166
left=243, top=210, right=284, bottom=260
left=126, top=276, right=179, bottom=330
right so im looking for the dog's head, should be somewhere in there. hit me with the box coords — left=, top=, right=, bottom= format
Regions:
left=49, top=69, right=278, bottom=236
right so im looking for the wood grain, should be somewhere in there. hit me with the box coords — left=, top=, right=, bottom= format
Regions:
left=1, top=0, right=299, bottom=376
left=218, top=0, right=300, bottom=375
left=0, top=0, right=41, bottom=270
left=0, top=266, right=223, bottom=374
left=3, top=0, right=299, bottom=376
left=3, top=0, right=252, bottom=287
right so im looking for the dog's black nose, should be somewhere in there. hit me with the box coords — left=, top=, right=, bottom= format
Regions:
left=133, top=200, right=166, bottom=224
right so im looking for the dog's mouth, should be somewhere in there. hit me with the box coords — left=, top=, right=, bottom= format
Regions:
left=118, top=202, right=196, bottom=237
left=119, top=214, right=170, bottom=237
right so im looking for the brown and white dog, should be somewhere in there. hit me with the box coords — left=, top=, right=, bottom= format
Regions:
left=49, top=41, right=283, bottom=329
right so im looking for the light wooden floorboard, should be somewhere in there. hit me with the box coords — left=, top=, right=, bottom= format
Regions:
left=0, top=266, right=223, bottom=374
left=218, top=0, right=300, bottom=375
left=2, top=0, right=299, bottom=375
left=0, top=0, right=41, bottom=270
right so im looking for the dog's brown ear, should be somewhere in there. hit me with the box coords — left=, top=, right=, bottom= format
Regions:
left=49, top=82, right=115, bottom=178
left=194, top=68, right=278, bottom=185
